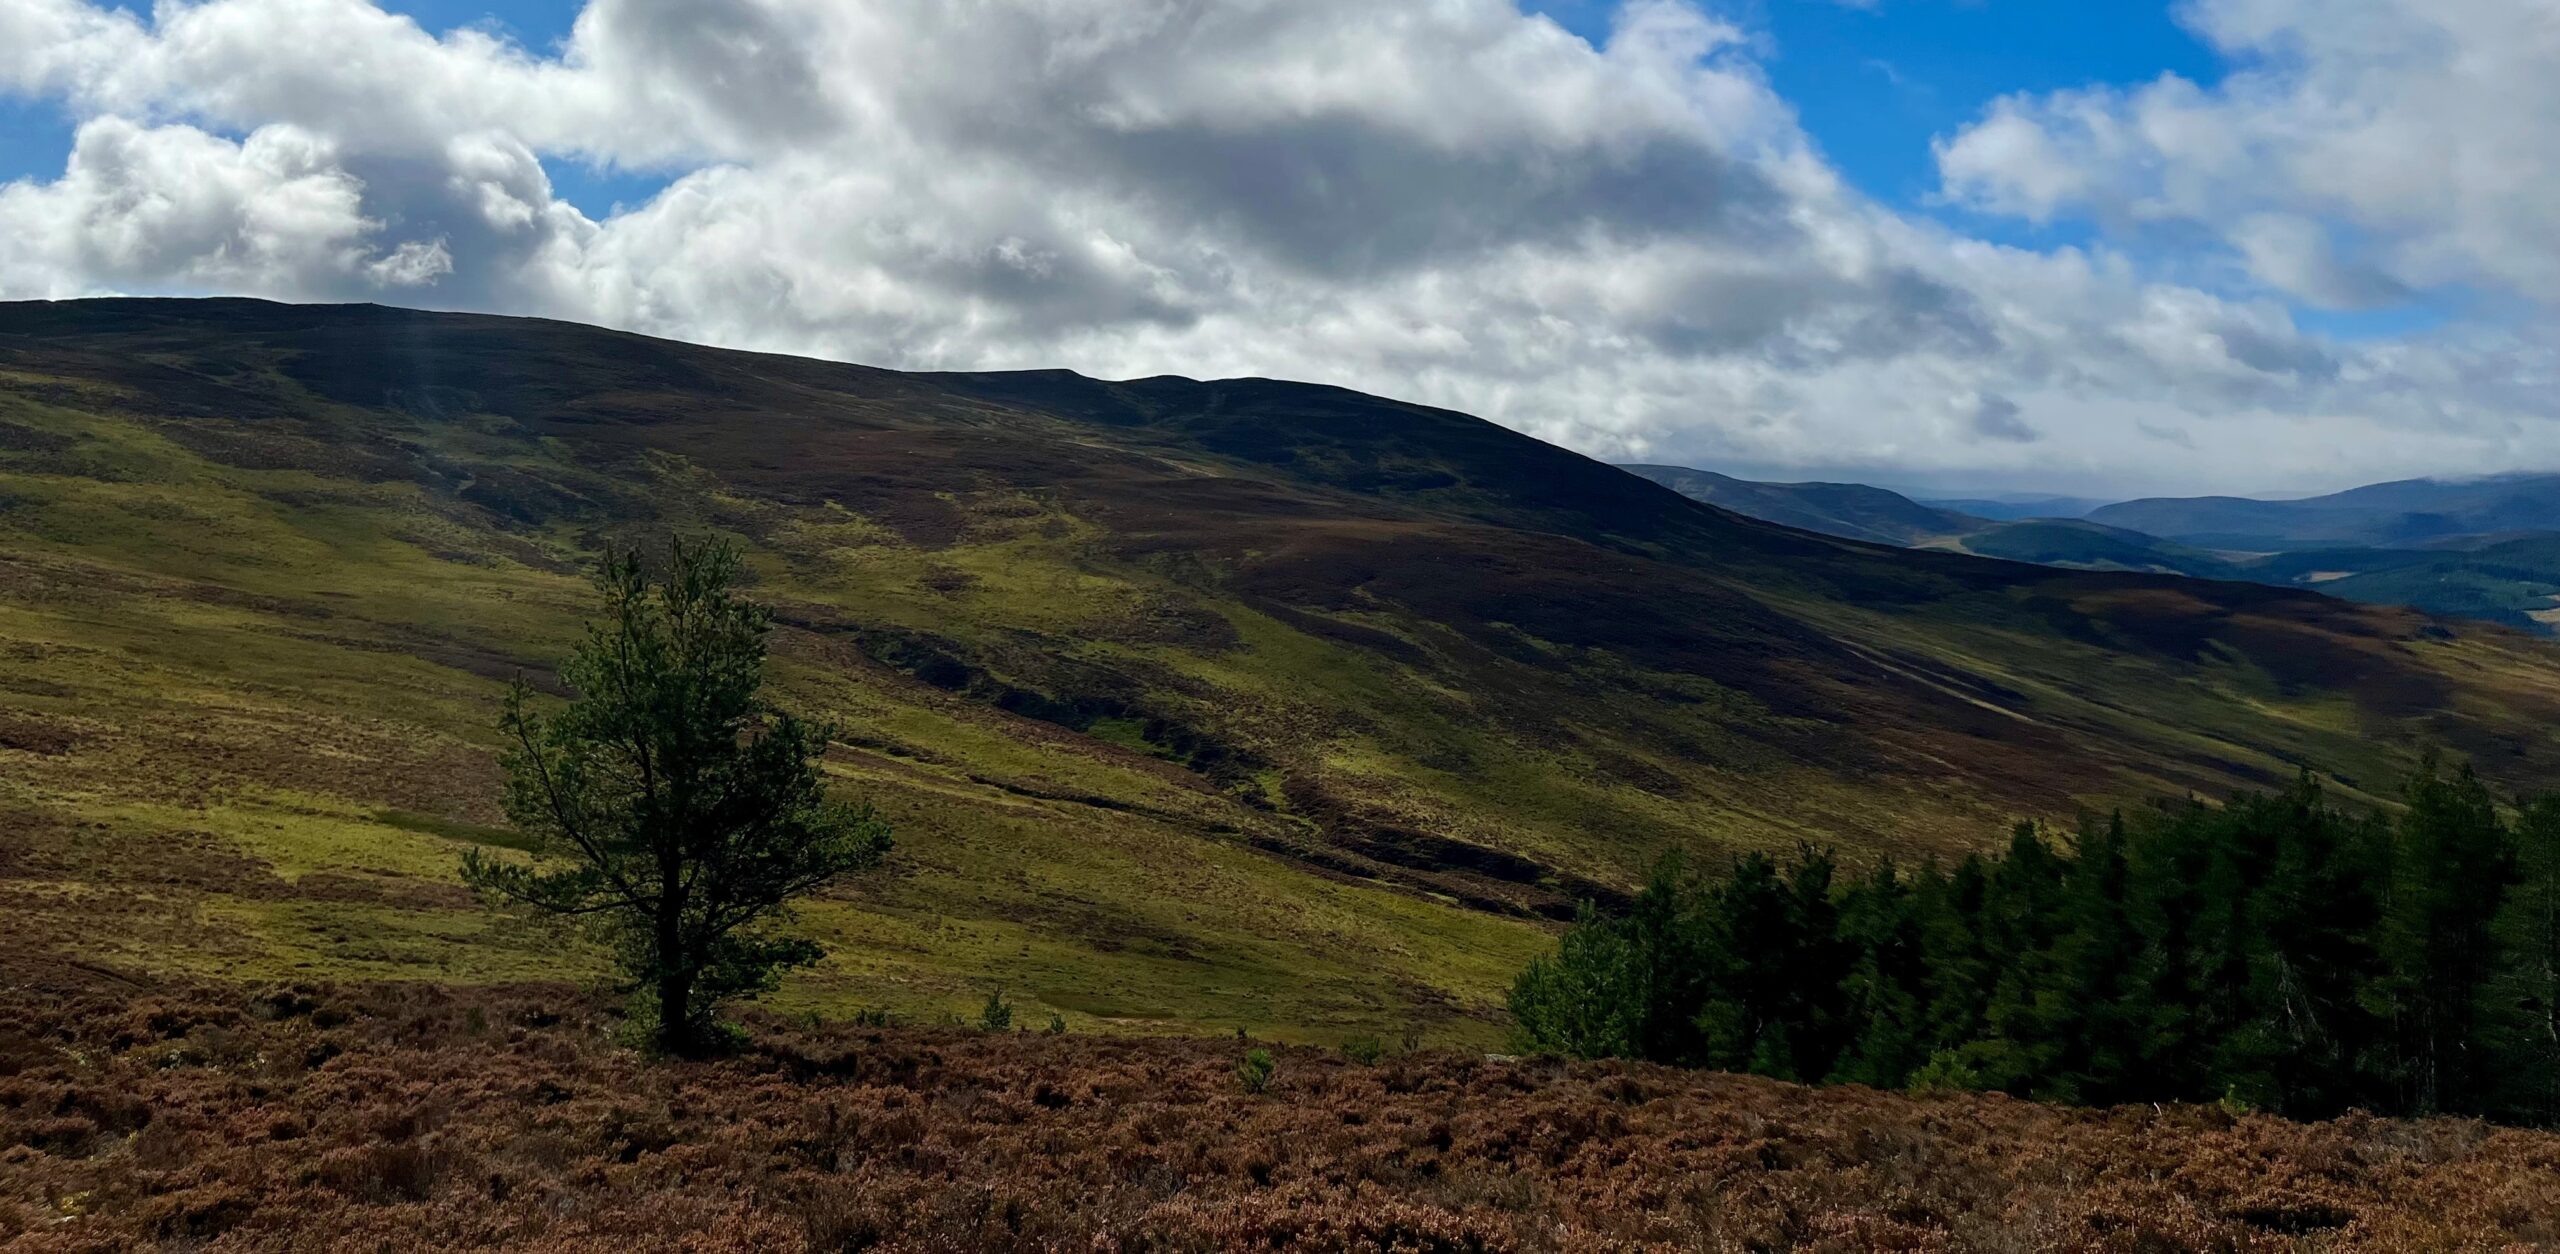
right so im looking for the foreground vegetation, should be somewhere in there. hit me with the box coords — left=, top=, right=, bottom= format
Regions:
left=4, top=959, right=2557, bottom=1251
left=1514, top=767, right=2560, bottom=1126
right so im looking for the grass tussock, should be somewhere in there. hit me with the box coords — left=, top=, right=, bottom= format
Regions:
left=1, top=958, right=2556, bottom=1251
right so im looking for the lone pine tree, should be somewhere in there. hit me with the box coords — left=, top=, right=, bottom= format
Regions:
left=463, top=538, right=891, bottom=1055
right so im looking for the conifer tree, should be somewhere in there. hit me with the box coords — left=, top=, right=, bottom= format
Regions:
left=2044, top=813, right=2140, bottom=1104
left=2375, top=760, right=2514, bottom=1114
left=1834, top=858, right=1929, bottom=1087
left=1506, top=762, right=2560, bottom=1126
left=2495, top=796, right=2560, bottom=1124
left=463, top=538, right=892, bottom=1055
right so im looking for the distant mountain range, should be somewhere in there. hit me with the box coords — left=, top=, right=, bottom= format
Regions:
left=1624, top=465, right=2560, bottom=634
left=1901, top=493, right=2111, bottom=521
left=2088, top=474, right=2560, bottom=548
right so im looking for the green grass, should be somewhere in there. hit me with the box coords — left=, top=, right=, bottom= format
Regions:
left=0, top=419, right=1547, bottom=1037
left=10, top=300, right=2560, bottom=1046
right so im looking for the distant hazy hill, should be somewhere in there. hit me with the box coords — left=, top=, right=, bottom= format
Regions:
left=1912, top=495, right=2112, bottom=521
left=2090, top=474, right=2560, bottom=548
left=1622, top=465, right=2239, bottom=579
left=1616, top=465, right=1979, bottom=546
left=1633, top=463, right=2560, bottom=634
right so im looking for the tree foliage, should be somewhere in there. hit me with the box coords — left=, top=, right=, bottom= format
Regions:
left=463, top=538, right=891, bottom=1055
left=1513, top=762, right=2560, bottom=1125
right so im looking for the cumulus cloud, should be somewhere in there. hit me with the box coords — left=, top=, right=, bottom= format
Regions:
left=0, top=116, right=445, bottom=298
left=1938, top=0, right=2560, bottom=305
left=0, top=0, right=2553, bottom=494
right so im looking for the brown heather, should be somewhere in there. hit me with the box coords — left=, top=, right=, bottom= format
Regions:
left=2, top=957, right=2556, bottom=1251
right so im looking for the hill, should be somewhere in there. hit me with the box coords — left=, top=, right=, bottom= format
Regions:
left=1614, top=464, right=1978, bottom=546
left=2091, top=474, right=2560, bottom=548
left=1631, top=463, right=2560, bottom=632
left=1623, top=464, right=2241, bottom=577
left=3, top=963, right=2551, bottom=1251
left=2244, top=534, right=2560, bottom=633
left=1912, top=493, right=2110, bottom=520
left=8, top=298, right=2560, bottom=1037
left=1950, top=518, right=2244, bottom=578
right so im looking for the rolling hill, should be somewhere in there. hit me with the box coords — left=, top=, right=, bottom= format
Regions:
left=2091, top=474, right=2560, bottom=549
left=9, top=298, right=2560, bottom=1040
left=1613, top=465, right=1978, bottom=547
left=1622, top=464, right=2241, bottom=578
left=1630, top=463, right=2560, bottom=633
left=1910, top=493, right=2111, bottom=521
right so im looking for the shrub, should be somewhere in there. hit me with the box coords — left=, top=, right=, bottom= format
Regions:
left=1237, top=1048, right=1276, bottom=1095
left=1044, top=1013, right=1067, bottom=1036
left=1340, top=1035, right=1385, bottom=1065
left=979, top=989, right=1013, bottom=1033
left=1907, top=1049, right=1986, bottom=1094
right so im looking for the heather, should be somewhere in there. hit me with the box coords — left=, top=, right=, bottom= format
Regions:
left=4, top=959, right=2558, bottom=1251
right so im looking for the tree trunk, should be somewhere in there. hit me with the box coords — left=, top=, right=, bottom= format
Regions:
left=657, top=964, right=697, bottom=1056
left=656, top=844, right=693, bottom=1056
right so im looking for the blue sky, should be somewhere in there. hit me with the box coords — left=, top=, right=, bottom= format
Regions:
left=1531, top=1, right=2220, bottom=213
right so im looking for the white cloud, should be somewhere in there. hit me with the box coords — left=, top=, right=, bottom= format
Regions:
left=0, top=0, right=2553, bottom=495
left=1939, top=0, right=2560, bottom=304
left=0, top=116, right=443, bottom=298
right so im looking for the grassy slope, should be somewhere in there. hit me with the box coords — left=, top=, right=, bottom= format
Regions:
left=7, top=299, right=2560, bottom=1042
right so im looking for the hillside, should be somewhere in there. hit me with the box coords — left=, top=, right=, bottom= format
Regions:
left=4, top=962, right=2553, bottom=1251
left=8, top=299, right=2560, bottom=1037
left=1911, top=493, right=2110, bottom=520
left=2091, top=474, right=2560, bottom=548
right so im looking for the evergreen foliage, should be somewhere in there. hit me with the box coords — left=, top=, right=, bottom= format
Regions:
left=1237, top=1048, right=1276, bottom=1094
left=1512, top=763, right=2560, bottom=1124
left=463, top=538, right=893, bottom=1056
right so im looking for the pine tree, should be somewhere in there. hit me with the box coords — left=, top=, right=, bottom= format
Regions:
left=2489, top=796, right=2560, bottom=1123
left=1509, top=854, right=1707, bottom=1062
left=1833, top=857, right=1930, bottom=1087
left=2044, top=812, right=2141, bottom=1104
left=1510, top=901, right=1644, bottom=1059
left=462, top=538, right=893, bottom=1055
left=1915, top=853, right=1994, bottom=1059
left=1974, top=824, right=2069, bottom=1095
left=1502, top=762, right=2558, bottom=1125
left=1697, top=850, right=1797, bottom=1075
left=2233, top=775, right=2387, bottom=1116
left=2373, top=759, right=2515, bottom=1114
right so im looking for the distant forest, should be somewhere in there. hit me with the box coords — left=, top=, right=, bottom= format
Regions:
left=1512, top=763, right=2560, bottom=1126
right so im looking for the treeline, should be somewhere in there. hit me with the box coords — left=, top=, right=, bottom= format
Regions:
left=1511, top=764, right=2560, bottom=1125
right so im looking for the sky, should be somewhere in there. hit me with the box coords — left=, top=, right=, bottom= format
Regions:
left=0, top=1, right=2554, bottom=497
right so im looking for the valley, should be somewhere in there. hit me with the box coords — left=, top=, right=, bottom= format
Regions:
left=5, top=299, right=2560, bottom=1039
left=1629, top=464, right=2560, bottom=635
